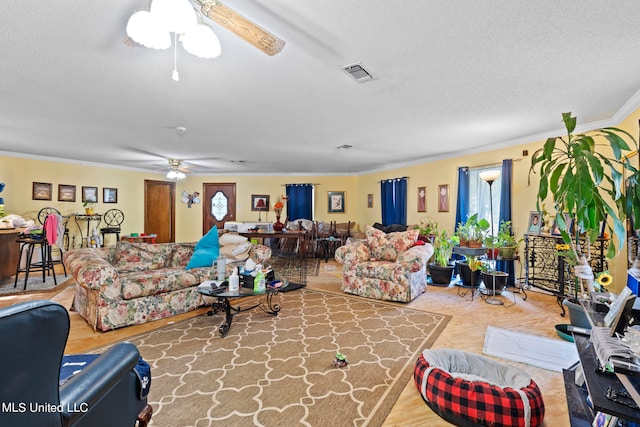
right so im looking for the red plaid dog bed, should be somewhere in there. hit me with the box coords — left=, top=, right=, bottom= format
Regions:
left=414, top=349, right=545, bottom=427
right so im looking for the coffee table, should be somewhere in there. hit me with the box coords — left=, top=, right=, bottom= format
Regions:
left=197, top=284, right=281, bottom=337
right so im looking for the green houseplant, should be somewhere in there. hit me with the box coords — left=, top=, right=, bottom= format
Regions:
left=456, top=213, right=490, bottom=248
left=429, top=229, right=458, bottom=285
left=413, top=216, right=438, bottom=243
left=496, top=220, right=523, bottom=259
left=529, top=112, right=640, bottom=297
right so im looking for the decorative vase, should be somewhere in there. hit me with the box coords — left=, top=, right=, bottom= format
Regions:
left=273, top=215, right=284, bottom=231
left=85, top=207, right=95, bottom=215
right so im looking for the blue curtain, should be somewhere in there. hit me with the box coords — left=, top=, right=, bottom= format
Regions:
left=380, top=177, right=407, bottom=226
left=452, top=167, right=470, bottom=262
left=496, top=159, right=515, bottom=285
left=285, top=184, right=313, bottom=221
left=455, top=167, right=470, bottom=231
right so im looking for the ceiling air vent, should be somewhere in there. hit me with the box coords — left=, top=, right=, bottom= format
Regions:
left=341, top=62, right=374, bottom=83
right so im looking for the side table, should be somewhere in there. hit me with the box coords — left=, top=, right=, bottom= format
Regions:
left=197, top=284, right=280, bottom=337
left=73, top=214, right=102, bottom=247
left=316, top=237, right=342, bottom=262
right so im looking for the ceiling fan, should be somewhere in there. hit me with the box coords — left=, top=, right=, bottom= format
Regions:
left=124, top=0, right=285, bottom=57
left=165, top=158, right=192, bottom=180
left=195, top=0, right=285, bottom=56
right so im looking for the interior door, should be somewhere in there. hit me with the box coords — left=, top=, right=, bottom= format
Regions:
left=203, top=183, right=236, bottom=233
left=144, top=180, right=175, bottom=243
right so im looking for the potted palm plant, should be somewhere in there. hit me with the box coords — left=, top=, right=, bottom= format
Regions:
left=428, top=229, right=458, bottom=285
left=529, top=112, right=640, bottom=301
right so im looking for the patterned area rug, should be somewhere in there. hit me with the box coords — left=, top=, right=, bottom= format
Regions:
left=0, top=274, right=69, bottom=296
left=119, top=289, right=450, bottom=427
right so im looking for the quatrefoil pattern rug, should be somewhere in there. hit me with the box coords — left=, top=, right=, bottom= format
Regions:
left=123, top=289, right=449, bottom=427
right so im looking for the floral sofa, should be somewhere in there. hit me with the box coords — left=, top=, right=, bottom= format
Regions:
left=334, top=225, right=434, bottom=302
left=64, top=240, right=270, bottom=331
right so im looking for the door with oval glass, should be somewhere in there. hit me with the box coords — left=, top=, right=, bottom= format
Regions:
left=203, top=183, right=236, bottom=233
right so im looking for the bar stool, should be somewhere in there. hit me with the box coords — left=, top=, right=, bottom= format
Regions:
left=14, top=229, right=57, bottom=290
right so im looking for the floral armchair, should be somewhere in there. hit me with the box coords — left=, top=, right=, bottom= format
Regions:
left=334, top=225, right=434, bottom=302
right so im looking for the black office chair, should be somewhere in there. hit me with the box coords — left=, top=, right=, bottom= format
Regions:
left=0, top=300, right=152, bottom=427
left=100, top=209, right=125, bottom=247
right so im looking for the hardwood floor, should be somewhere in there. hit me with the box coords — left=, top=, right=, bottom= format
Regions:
left=1, top=262, right=571, bottom=426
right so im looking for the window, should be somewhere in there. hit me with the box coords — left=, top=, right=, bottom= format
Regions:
left=468, top=166, right=502, bottom=235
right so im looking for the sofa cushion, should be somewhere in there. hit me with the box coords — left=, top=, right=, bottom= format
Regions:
left=365, top=225, right=419, bottom=262
left=168, top=243, right=196, bottom=268
left=186, top=226, right=220, bottom=270
left=113, top=241, right=170, bottom=272
left=121, top=268, right=200, bottom=299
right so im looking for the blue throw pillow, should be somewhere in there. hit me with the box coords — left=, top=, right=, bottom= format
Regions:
left=186, top=226, right=220, bottom=269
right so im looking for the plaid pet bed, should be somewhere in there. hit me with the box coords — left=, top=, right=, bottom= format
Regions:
left=414, top=352, right=545, bottom=427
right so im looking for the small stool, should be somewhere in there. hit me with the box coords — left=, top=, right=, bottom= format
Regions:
left=316, top=237, right=342, bottom=262
left=14, top=235, right=57, bottom=290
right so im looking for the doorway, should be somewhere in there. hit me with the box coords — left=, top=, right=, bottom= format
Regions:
left=144, top=180, right=175, bottom=243
left=203, top=183, right=236, bottom=233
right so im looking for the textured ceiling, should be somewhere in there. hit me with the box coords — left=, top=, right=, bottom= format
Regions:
left=2, top=1, right=640, bottom=176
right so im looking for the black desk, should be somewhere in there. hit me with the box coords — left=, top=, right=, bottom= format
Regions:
left=565, top=334, right=640, bottom=423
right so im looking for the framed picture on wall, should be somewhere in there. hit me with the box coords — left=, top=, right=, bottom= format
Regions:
left=417, top=186, right=426, bottom=212
left=438, top=185, right=449, bottom=212
left=328, top=191, right=345, bottom=213
left=32, top=182, right=52, bottom=201
left=58, top=184, right=76, bottom=202
left=251, top=195, right=269, bottom=211
left=103, top=187, right=118, bottom=204
left=367, top=193, right=373, bottom=208
left=82, top=186, right=98, bottom=203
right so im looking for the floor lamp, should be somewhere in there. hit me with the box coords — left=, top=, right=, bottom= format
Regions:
left=479, top=170, right=503, bottom=305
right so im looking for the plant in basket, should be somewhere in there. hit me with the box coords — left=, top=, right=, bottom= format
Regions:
left=496, top=220, right=523, bottom=259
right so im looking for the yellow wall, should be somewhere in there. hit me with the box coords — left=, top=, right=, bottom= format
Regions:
left=2, top=107, right=639, bottom=290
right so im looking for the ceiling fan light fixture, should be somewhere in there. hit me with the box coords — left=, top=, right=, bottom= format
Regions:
left=166, top=169, right=185, bottom=180
left=150, top=0, right=197, bottom=34
left=126, top=10, right=171, bottom=50
left=181, top=24, right=221, bottom=59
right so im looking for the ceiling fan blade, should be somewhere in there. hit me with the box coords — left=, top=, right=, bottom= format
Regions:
left=197, top=1, right=285, bottom=56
